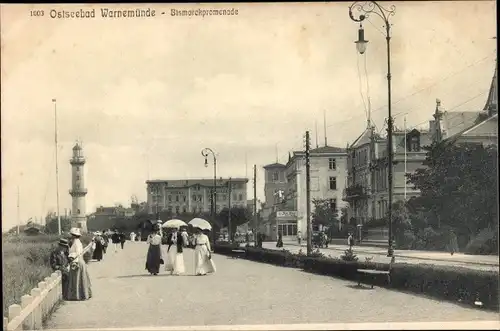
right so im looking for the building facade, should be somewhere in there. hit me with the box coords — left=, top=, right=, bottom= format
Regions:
left=262, top=146, right=348, bottom=240
left=146, top=178, right=249, bottom=215
left=69, top=142, right=88, bottom=232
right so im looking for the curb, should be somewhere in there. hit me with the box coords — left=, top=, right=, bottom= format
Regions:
left=283, top=243, right=499, bottom=267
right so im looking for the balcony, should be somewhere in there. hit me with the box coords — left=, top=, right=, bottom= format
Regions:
left=69, top=188, right=88, bottom=196
left=342, top=184, right=368, bottom=202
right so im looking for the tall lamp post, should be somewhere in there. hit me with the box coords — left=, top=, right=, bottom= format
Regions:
left=201, top=148, right=217, bottom=242
left=348, top=1, right=396, bottom=257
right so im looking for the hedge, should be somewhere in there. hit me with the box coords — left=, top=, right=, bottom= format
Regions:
left=213, top=243, right=499, bottom=311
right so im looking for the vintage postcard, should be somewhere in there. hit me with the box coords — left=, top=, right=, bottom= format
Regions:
left=1, top=2, right=498, bottom=330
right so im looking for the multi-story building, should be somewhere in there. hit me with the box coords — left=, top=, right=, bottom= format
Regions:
left=146, top=178, right=249, bottom=215
left=262, top=146, right=348, bottom=240
left=345, top=62, right=498, bottom=226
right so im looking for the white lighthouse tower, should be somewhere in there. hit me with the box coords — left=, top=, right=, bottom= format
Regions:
left=69, top=141, right=88, bottom=232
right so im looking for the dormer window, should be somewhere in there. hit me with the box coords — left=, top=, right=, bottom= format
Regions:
left=406, top=129, right=421, bottom=152
left=272, top=172, right=279, bottom=182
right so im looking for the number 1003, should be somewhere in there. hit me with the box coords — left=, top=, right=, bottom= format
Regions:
left=30, top=10, right=44, bottom=17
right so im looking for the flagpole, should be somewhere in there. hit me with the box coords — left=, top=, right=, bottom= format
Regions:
left=53, top=98, right=62, bottom=235
left=404, top=116, right=407, bottom=201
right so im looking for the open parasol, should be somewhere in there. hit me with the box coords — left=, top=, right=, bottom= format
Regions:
left=162, top=219, right=187, bottom=229
left=188, top=218, right=212, bottom=231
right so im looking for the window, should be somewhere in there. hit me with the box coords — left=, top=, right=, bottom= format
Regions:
left=272, top=172, right=279, bottom=182
left=329, top=198, right=337, bottom=212
left=198, top=195, right=203, bottom=201
left=175, top=196, right=179, bottom=202
left=329, top=177, right=337, bottom=190
left=76, top=166, right=80, bottom=171
left=168, top=196, right=172, bottom=202
left=183, top=206, right=187, bottom=213
left=329, top=158, right=336, bottom=170
left=168, top=206, right=173, bottom=213
left=410, top=136, right=420, bottom=151
left=238, top=193, right=243, bottom=201
left=76, top=175, right=80, bottom=180
left=175, top=206, right=180, bottom=214
left=183, top=196, right=186, bottom=202
left=192, top=194, right=197, bottom=202
left=77, top=209, right=81, bottom=214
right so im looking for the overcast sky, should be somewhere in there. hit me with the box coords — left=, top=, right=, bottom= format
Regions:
left=1, top=2, right=496, bottom=231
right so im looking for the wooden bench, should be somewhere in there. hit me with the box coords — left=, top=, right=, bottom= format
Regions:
left=356, top=256, right=395, bottom=289
left=230, top=249, right=246, bottom=259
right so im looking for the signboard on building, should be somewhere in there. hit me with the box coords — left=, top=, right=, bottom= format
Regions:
left=276, top=211, right=298, bottom=218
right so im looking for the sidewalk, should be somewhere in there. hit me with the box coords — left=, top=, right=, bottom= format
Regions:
left=283, top=242, right=499, bottom=266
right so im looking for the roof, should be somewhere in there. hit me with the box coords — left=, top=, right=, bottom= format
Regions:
left=309, top=146, right=346, bottom=153
left=350, top=128, right=372, bottom=149
left=263, top=163, right=287, bottom=169
left=483, top=61, right=498, bottom=113
left=443, top=111, right=481, bottom=138
left=447, top=113, right=498, bottom=142
left=146, top=178, right=249, bottom=187
left=73, top=143, right=82, bottom=150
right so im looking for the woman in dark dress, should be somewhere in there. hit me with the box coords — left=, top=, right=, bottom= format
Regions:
left=145, top=225, right=163, bottom=275
left=50, top=238, right=70, bottom=299
left=92, top=232, right=105, bottom=261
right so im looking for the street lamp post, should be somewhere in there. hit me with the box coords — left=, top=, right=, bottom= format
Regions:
left=201, top=148, right=217, bottom=243
left=349, top=1, right=396, bottom=257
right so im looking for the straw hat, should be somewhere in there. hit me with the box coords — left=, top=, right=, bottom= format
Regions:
left=58, top=238, right=69, bottom=247
left=69, top=228, right=82, bottom=237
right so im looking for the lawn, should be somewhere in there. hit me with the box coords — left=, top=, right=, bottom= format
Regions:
left=2, top=233, right=92, bottom=317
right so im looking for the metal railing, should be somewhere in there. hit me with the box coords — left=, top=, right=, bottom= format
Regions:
left=3, top=243, right=92, bottom=331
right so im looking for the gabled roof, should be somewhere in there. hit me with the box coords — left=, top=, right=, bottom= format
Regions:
left=309, top=145, right=346, bottom=153
left=350, top=128, right=372, bottom=149
left=263, top=163, right=287, bottom=169
left=448, top=113, right=498, bottom=141
left=443, top=111, right=481, bottom=138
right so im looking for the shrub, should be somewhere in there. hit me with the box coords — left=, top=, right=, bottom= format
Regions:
left=213, top=244, right=499, bottom=311
left=464, top=228, right=498, bottom=256
left=340, top=248, right=358, bottom=261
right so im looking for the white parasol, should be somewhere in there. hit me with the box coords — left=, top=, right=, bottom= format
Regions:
left=189, top=218, right=212, bottom=231
left=162, top=219, right=187, bottom=229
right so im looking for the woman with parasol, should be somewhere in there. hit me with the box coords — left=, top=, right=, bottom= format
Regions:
left=190, top=218, right=217, bottom=276
left=163, top=219, right=187, bottom=275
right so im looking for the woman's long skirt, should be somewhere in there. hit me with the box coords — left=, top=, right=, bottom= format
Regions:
left=61, top=273, right=69, bottom=300
left=194, top=245, right=216, bottom=275
left=165, top=245, right=185, bottom=275
left=66, top=261, right=92, bottom=301
left=92, top=241, right=104, bottom=261
left=145, top=244, right=162, bottom=274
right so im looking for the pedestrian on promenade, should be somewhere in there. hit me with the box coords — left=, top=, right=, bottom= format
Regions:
left=119, top=232, right=127, bottom=250
left=297, top=231, right=302, bottom=245
left=347, top=232, right=354, bottom=250
left=130, top=231, right=136, bottom=242
left=101, top=231, right=109, bottom=254
left=194, top=228, right=216, bottom=276
left=145, top=224, right=163, bottom=275
left=50, top=238, right=70, bottom=300
left=91, top=232, right=105, bottom=261
left=276, top=233, right=283, bottom=248
left=165, top=228, right=186, bottom=275
left=448, top=229, right=459, bottom=256
left=66, top=228, right=92, bottom=301
left=111, top=230, right=120, bottom=252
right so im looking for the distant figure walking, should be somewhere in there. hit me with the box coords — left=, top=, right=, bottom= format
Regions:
left=91, top=232, right=105, bottom=261
left=347, top=232, right=354, bottom=249
left=120, top=232, right=126, bottom=249
left=165, top=229, right=186, bottom=275
left=130, top=232, right=136, bottom=242
left=102, top=231, right=109, bottom=253
left=50, top=238, right=70, bottom=300
left=111, top=231, right=120, bottom=252
left=448, top=229, right=459, bottom=256
left=276, top=233, right=283, bottom=248
left=66, top=228, right=92, bottom=301
left=194, top=228, right=216, bottom=276
left=145, top=225, right=163, bottom=275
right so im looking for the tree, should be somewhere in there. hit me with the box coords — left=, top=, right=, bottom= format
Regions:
left=217, top=206, right=251, bottom=240
left=406, top=142, right=497, bottom=241
left=45, top=213, right=72, bottom=234
left=311, top=198, right=339, bottom=231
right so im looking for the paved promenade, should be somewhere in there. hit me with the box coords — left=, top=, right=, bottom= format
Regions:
left=47, top=242, right=498, bottom=329
left=260, top=242, right=499, bottom=271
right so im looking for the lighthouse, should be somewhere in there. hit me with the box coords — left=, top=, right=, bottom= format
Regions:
left=69, top=141, right=88, bottom=232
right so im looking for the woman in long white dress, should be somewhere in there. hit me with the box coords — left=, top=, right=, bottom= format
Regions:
left=165, top=229, right=186, bottom=275
left=66, top=228, right=92, bottom=301
left=194, top=228, right=216, bottom=276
